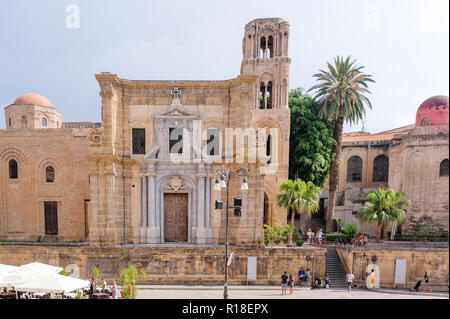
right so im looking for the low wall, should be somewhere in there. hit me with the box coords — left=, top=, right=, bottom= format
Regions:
left=0, top=244, right=326, bottom=285
left=337, top=246, right=449, bottom=292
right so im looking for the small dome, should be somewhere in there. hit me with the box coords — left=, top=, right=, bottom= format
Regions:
left=14, top=93, right=53, bottom=107
left=415, top=95, right=449, bottom=127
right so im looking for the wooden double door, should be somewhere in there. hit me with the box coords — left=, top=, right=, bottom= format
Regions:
left=164, top=193, right=188, bottom=242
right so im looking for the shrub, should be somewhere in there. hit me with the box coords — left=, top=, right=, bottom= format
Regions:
left=264, top=223, right=301, bottom=246
left=341, top=222, right=357, bottom=237
left=296, top=239, right=304, bottom=247
left=325, top=233, right=353, bottom=243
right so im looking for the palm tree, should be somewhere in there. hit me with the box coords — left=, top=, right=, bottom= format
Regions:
left=358, top=188, right=410, bottom=243
left=309, top=56, right=375, bottom=233
left=277, top=178, right=321, bottom=245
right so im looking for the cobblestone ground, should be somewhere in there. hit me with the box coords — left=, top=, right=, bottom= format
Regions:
left=136, top=286, right=448, bottom=299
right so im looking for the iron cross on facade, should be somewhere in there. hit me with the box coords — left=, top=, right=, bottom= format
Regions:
left=171, top=87, right=181, bottom=99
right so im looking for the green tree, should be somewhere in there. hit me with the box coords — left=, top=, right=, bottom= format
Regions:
left=288, top=88, right=335, bottom=187
left=276, top=178, right=321, bottom=245
left=309, top=56, right=375, bottom=233
left=120, top=264, right=147, bottom=299
left=358, top=189, right=410, bottom=243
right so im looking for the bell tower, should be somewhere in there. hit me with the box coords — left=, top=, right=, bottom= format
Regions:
left=241, top=18, right=291, bottom=109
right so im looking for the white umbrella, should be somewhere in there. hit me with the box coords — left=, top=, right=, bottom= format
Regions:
left=0, top=264, right=19, bottom=276
left=11, top=272, right=90, bottom=294
left=20, top=262, right=63, bottom=275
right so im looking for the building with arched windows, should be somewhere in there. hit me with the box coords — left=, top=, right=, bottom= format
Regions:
left=301, top=96, right=449, bottom=237
left=0, top=18, right=291, bottom=246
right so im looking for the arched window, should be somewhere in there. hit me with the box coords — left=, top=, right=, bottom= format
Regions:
left=347, top=156, right=362, bottom=183
left=267, top=81, right=273, bottom=109
left=440, top=159, right=449, bottom=176
left=268, top=36, right=274, bottom=58
left=259, top=82, right=265, bottom=109
left=260, top=37, right=266, bottom=58
left=420, top=117, right=430, bottom=126
left=8, top=118, right=11, bottom=127
left=21, top=116, right=27, bottom=129
left=42, top=117, right=47, bottom=127
left=266, top=135, right=272, bottom=164
left=46, top=166, right=55, bottom=183
left=373, top=155, right=389, bottom=182
left=9, top=159, right=18, bottom=179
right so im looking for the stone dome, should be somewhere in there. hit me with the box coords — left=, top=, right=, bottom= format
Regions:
left=415, top=95, right=449, bottom=127
left=14, top=93, right=54, bottom=108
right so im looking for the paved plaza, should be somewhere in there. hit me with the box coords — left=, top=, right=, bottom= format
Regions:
left=136, top=285, right=448, bottom=299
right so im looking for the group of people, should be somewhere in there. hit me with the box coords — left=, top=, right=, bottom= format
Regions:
left=352, top=234, right=368, bottom=247
left=300, top=227, right=324, bottom=246
left=281, top=267, right=332, bottom=294
left=89, top=277, right=120, bottom=299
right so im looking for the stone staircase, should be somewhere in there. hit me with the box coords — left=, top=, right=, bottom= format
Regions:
left=325, top=246, right=348, bottom=288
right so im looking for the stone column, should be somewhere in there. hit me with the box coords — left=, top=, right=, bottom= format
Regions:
left=195, top=173, right=206, bottom=244
left=146, top=172, right=159, bottom=244
left=205, top=175, right=213, bottom=244
left=140, top=175, right=148, bottom=243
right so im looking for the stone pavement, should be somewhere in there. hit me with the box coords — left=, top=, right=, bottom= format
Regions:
left=135, top=285, right=449, bottom=299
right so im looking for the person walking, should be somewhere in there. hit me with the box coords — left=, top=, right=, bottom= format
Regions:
left=298, top=267, right=305, bottom=287
left=346, top=271, right=355, bottom=292
left=288, top=275, right=294, bottom=295
left=100, top=278, right=107, bottom=293
left=316, top=229, right=323, bottom=246
left=281, top=272, right=288, bottom=295
left=89, top=277, right=96, bottom=299
left=305, top=269, right=311, bottom=287
left=423, top=272, right=432, bottom=292
left=111, top=281, right=119, bottom=299
left=306, top=229, right=312, bottom=245
left=325, top=274, right=331, bottom=288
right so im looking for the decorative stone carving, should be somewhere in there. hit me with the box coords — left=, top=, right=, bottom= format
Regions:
left=164, top=176, right=188, bottom=192
left=88, top=128, right=103, bottom=146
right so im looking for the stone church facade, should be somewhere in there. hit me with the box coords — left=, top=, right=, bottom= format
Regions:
left=301, top=96, right=449, bottom=236
left=0, top=18, right=291, bottom=246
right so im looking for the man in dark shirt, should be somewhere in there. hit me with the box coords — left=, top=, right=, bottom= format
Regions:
left=423, top=272, right=432, bottom=292
left=281, top=272, right=288, bottom=295
left=298, top=267, right=305, bottom=287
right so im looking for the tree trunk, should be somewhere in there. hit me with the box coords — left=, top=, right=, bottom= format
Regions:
left=288, top=208, right=296, bottom=245
left=326, top=115, right=344, bottom=233
left=376, top=221, right=382, bottom=243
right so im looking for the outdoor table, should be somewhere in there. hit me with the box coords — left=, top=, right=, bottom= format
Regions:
left=92, top=293, right=109, bottom=299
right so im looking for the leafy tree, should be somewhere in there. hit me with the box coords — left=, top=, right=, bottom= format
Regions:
left=277, top=178, right=321, bottom=245
left=358, top=188, right=410, bottom=243
left=120, top=264, right=147, bottom=299
left=309, top=56, right=375, bottom=233
left=288, top=88, right=335, bottom=188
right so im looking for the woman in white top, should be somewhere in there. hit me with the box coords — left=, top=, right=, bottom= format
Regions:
left=111, top=281, right=119, bottom=299
left=316, top=229, right=323, bottom=246
left=306, top=229, right=312, bottom=244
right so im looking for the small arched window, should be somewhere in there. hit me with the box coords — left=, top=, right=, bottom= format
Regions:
left=46, top=166, right=55, bottom=183
left=9, top=159, right=18, bottom=179
left=21, top=116, right=27, bottom=129
left=420, top=117, right=430, bottom=126
left=42, top=117, right=47, bottom=127
left=8, top=118, right=11, bottom=127
left=373, top=155, right=389, bottom=182
left=347, top=156, right=362, bottom=183
left=440, top=159, right=449, bottom=177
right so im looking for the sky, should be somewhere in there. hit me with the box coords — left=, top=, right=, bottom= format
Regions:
left=0, top=0, right=448, bottom=132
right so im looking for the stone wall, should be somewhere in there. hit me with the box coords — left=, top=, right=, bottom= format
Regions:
left=337, top=246, right=449, bottom=291
left=0, top=244, right=326, bottom=285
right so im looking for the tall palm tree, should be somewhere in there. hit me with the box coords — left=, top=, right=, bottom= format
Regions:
left=277, top=178, right=321, bottom=245
left=309, top=56, right=375, bottom=233
left=358, top=188, right=410, bottom=243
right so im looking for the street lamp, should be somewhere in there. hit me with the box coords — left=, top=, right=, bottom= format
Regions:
left=214, top=166, right=249, bottom=299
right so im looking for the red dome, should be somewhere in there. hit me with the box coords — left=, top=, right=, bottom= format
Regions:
left=14, top=93, right=53, bottom=107
left=415, top=95, right=449, bottom=127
